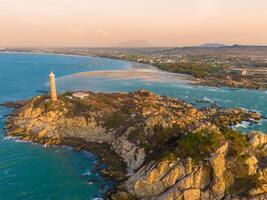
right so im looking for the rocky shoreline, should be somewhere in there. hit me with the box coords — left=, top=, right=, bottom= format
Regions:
left=193, top=78, right=266, bottom=91
left=60, top=137, right=127, bottom=183
left=5, top=90, right=267, bottom=200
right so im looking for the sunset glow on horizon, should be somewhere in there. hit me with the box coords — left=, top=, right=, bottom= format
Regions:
left=1, top=0, right=267, bottom=47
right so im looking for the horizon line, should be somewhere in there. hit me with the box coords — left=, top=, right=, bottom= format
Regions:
left=3, top=44, right=267, bottom=49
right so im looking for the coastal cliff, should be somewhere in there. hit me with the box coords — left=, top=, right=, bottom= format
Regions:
left=5, top=90, right=267, bottom=200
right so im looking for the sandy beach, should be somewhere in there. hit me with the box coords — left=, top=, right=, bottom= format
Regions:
left=63, top=62, right=195, bottom=84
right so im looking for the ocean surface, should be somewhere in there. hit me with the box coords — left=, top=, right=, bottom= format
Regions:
left=0, top=53, right=267, bottom=200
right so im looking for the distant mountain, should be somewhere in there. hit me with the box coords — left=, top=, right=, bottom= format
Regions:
left=231, top=44, right=267, bottom=48
left=200, top=43, right=227, bottom=48
left=113, top=40, right=151, bottom=48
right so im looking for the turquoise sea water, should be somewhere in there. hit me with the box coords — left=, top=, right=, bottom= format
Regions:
left=0, top=53, right=131, bottom=200
left=0, top=53, right=267, bottom=199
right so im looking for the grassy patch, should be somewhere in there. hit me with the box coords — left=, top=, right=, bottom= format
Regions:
left=223, top=128, right=248, bottom=147
left=104, top=112, right=127, bottom=129
left=66, top=99, right=92, bottom=119
left=221, top=128, right=249, bottom=155
left=178, top=129, right=223, bottom=162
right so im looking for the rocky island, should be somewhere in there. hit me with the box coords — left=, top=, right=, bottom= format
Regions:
left=5, top=89, right=267, bottom=200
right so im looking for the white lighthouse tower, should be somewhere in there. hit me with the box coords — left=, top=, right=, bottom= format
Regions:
left=49, top=72, right=57, bottom=102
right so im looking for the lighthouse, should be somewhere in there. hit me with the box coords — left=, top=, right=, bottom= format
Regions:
left=49, top=72, right=57, bottom=102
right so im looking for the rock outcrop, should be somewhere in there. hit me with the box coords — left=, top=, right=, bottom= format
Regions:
left=248, top=131, right=267, bottom=149
left=209, top=142, right=228, bottom=199
left=5, top=90, right=267, bottom=200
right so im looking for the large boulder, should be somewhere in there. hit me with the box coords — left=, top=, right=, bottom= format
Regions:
left=127, top=159, right=186, bottom=198
left=244, top=155, right=258, bottom=176
left=209, top=142, right=228, bottom=199
left=183, top=188, right=200, bottom=200
left=248, top=131, right=267, bottom=148
left=249, top=184, right=267, bottom=196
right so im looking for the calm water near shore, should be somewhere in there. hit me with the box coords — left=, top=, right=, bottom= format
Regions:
left=0, top=53, right=130, bottom=200
left=0, top=53, right=267, bottom=200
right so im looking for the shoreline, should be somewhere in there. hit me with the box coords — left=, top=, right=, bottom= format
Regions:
left=2, top=50, right=266, bottom=91
left=4, top=133, right=127, bottom=182
left=5, top=50, right=267, bottom=94
left=0, top=50, right=196, bottom=83
left=2, top=100, right=127, bottom=198
left=5, top=90, right=267, bottom=199
left=4, top=136, right=124, bottom=198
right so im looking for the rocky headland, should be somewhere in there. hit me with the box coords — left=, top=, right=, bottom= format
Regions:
left=5, top=90, right=267, bottom=200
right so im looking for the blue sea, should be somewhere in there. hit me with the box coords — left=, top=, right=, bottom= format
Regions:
left=0, top=53, right=267, bottom=199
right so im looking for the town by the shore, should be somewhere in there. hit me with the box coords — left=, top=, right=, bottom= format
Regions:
left=2, top=46, right=267, bottom=90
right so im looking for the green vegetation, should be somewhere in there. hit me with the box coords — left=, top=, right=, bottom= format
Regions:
left=32, top=95, right=47, bottom=108
left=148, top=124, right=182, bottom=149
left=66, top=99, right=93, bottom=118
left=44, top=101, right=54, bottom=111
left=127, top=124, right=184, bottom=163
left=127, top=125, right=145, bottom=144
left=221, top=128, right=249, bottom=150
left=129, top=125, right=252, bottom=166
left=61, top=91, right=73, bottom=96
left=178, top=129, right=223, bottom=162
left=227, top=177, right=256, bottom=195
left=104, top=112, right=127, bottom=129
left=157, top=62, right=223, bottom=78
left=128, top=124, right=182, bottom=151
left=161, top=152, right=178, bottom=162
left=177, top=128, right=249, bottom=163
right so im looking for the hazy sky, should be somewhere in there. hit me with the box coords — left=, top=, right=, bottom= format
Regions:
left=1, top=0, right=267, bottom=47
